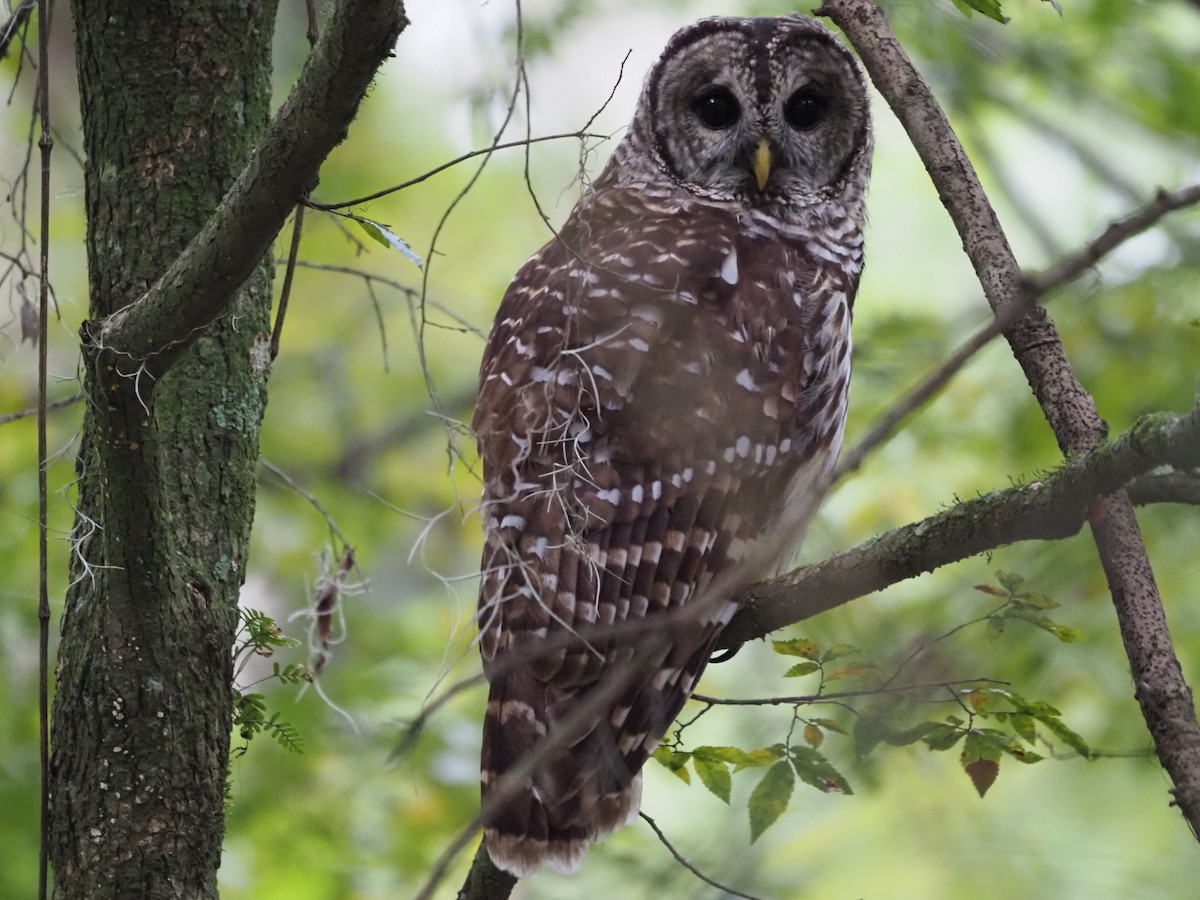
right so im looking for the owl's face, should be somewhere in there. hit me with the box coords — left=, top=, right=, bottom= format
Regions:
left=640, top=16, right=870, bottom=204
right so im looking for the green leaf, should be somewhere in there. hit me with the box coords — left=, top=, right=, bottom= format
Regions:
left=784, top=661, right=821, bottom=678
left=772, top=638, right=820, bottom=659
left=354, top=217, right=424, bottom=268
left=1002, top=607, right=1086, bottom=642
left=693, top=755, right=732, bottom=804
left=821, top=642, right=857, bottom=662
left=748, top=761, right=795, bottom=842
left=808, top=717, right=848, bottom=736
left=995, top=570, right=1024, bottom=594
left=693, top=746, right=755, bottom=767
left=852, top=711, right=888, bottom=758
left=731, top=746, right=787, bottom=771
left=1006, top=712, right=1038, bottom=744
left=881, top=721, right=943, bottom=747
left=1032, top=713, right=1091, bottom=758
left=790, top=746, right=852, bottom=794
left=652, top=746, right=692, bottom=783
left=1021, top=592, right=1060, bottom=610
left=923, top=723, right=965, bottom=752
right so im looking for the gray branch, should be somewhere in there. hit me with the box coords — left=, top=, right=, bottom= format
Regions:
left=90, top=0, right=409, bottom=380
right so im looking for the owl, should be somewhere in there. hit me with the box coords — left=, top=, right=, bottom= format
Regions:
left=472, top=15, right=872, bottom=877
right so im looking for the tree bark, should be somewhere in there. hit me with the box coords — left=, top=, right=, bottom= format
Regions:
left=50, top=2, right=277, bottom=896
left=48, top=0, right=406, bottom=894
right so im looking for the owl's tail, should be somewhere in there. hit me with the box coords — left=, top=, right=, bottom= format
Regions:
left=480, top=670, right=643, bottom=877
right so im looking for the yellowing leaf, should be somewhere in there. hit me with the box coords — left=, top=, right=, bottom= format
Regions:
left=803, top=723, right=824, bottom=749
left=772, top=638, right=820, bottom=659
left=353, top=217, right=424, bottom=268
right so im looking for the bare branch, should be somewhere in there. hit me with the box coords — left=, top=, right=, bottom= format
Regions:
left=0, top=391, right=81, bottom=426
left=258, top=458, right=353, bottom=551
left=1024, top=184, right=1200, bottom=296
left=270, top=205, right=306, bottom=361
left=89, top=0, right=408, bottom=380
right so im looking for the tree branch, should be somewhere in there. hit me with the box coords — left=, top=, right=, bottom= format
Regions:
left=88, top=0, right=408, bottom=380
left=724, top=403, right=1200, bottom=646
left=1024, top=184, right=1200, bottom=296
left=817, top=1, right=1200, bottom=839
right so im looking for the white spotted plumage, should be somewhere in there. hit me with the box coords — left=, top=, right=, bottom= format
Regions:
left=473, top=14, right=871, bottom=878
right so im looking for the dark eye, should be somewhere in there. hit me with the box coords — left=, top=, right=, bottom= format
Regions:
left=784, top=88, right=826, bottom=131
left=692, top=86, right=740, bottom=130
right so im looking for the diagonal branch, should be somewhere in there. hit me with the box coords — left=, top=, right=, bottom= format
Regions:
left=817, top=0, right=1200, bottom=840
left=724, top=403, right=1200, bottom=645
left=88, top=0, right=408, bottom=381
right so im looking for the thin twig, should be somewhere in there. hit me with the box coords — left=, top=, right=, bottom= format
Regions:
left=258, top=458, right=353, bottom=550
left=36, top=1, right=52, bottom=896
left=0, top=0, right=33, bottom=62
left=271, top=203, right=305, bottom=360
left=690, top=677, right=1005, bottom=708
left=639, top=812, right=764, bottom=900
left=286, top=261, right=484, bottom=337
left=0, top=391, right=82, bottom=426
left=306, top=132, right=609, bottom=212
left=1024, top=184, right=1200, bottom=296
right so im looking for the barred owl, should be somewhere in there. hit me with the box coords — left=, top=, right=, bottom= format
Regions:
left=473, top=15, right=871, bottom=877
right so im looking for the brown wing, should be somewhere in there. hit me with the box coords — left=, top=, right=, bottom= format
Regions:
left=474, top=186, right=856, bottom=876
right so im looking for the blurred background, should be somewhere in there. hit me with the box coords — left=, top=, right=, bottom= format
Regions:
left=2, top=0, right=1199, bottom=896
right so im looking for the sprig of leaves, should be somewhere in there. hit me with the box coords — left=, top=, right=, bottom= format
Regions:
left=652, top=739, right=853, bottom=843
left=231, top=609, right=308, bottom=756
left=977, top=570, right=1085, bottom=643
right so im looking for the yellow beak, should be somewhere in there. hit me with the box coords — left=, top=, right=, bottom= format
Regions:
left=753, top=140, right=772, bottom=191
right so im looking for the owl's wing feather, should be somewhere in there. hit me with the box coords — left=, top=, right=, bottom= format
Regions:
left=475, top=188, right=855, bottom=876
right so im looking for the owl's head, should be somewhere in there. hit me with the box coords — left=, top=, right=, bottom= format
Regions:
left=626, top=15, right=871, bottom=205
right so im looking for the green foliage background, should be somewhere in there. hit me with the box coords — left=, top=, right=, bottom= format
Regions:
left=2, top=0, right=1199, bottom=896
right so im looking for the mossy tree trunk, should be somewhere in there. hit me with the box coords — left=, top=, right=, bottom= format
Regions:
left=50, top=1, right=278, bottom=896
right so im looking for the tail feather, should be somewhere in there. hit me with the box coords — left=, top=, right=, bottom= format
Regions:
left=481, top=672, right=642, bottom=877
